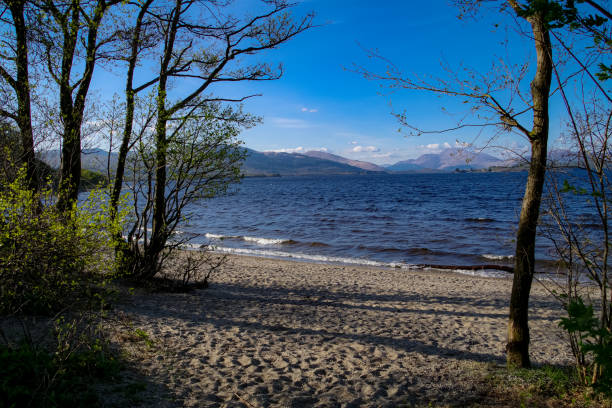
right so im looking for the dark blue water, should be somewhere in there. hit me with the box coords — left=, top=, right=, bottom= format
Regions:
left=178, top=172, right=554, bottom=275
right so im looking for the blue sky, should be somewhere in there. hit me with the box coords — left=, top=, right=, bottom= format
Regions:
left=91, top=0, right=577, bottom=165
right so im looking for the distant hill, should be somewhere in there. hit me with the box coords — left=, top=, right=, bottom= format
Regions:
left=302, top=151, right=387, bottom=172
left=39, top=146, right=538, bottom=177
left=38, top=148, right=117, bottom=174
left=242, top=149, right=379, bottom=176
left=39, top=148, right=383, bottom=177
left=386, top=148, right=508, bottom=172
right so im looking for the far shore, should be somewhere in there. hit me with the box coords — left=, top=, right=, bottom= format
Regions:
left=107, top=253, right=572, bottom=407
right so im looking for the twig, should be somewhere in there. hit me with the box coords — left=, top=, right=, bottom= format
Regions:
left=233, top=392, right=256, bottom=408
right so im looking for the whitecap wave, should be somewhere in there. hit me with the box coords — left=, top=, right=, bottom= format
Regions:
left=179, top=242, right=206, bottom=250
left=210, top=246, right=404, bottom=268
left=205, top=233, right=290, bottom=245
left=482, top=254, right=514, bottom=261
left=205, top=233, right=228, bottom=240
left=207, top=247, right=510, bottom=279
left=243, top=236, right=290, bottom=245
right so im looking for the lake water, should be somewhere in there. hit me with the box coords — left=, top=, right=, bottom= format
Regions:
left=175, top=172, right=584, bottom=277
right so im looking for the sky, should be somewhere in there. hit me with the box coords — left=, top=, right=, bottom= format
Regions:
left=90, top=0, right=585, bottom=165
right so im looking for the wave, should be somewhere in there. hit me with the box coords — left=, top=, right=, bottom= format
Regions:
left=205, top=233, right=231, bottom=240
left=465, top=217, right=496, bottom=223
left=201, top=246, right=509, bottom=279
left=179, top=242, right=206, bottom=250
left=210, top=246, right=407, bottom=268
left=243, top=236, right=292, bottom=245
left=481, top=254, right=514, bottom=261
left=204, top=233, right=301, bottom=246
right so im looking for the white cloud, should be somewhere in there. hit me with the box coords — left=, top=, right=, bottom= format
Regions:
left=350, top=141, right=358, bottom=145
left=265, top=146, right=328, bottom=153
left=269, top=117, right=310, bottom=129
left=424, top=142, right=451, bottom=150
left=301, top=107, right=318, bottom=113
left=269, top=147, right=305, bottom=153
left=370, top=152, right=394, bottom=159
left=352, top=145, right=380, bottom=153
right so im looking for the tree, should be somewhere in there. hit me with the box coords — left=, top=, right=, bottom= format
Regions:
left=114, top=0, right=313, bottom=279
left=109, top=0, right=156, bottom=225
left=537, top=0, right=611, bottom=389
left=361, top=0, right=612, bottom=368
left=358, top=0, right=561, bottom=367
left=0, top=1, right=36, bottom=190
left=544, top=95, right=612, bottom=388
left=34, top=0, right=122, bottom=211
left=122, top=101, right=251, bottom=280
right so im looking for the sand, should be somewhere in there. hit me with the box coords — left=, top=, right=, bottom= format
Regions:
left=112, top=254, right=573, bottom=407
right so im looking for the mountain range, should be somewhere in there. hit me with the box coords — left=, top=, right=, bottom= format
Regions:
left=386, top=148, right=512, bottom=172
left=39, top=147, right=518, bottom=177
left=245, top=147, right=514, bottom=175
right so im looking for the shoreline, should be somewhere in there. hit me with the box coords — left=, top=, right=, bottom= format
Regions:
left=179, top=245, right=517, bottom=279
left=111, top=253, right=573, bottom=407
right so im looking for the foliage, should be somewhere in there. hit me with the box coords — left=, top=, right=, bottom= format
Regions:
left=0, top=124, right=55, bottom=188
left=482, top=362, right=612, bottom=407
left=0, top=333, right=120, bottom=408
left=0, top=168, right=125, bottom=315
left=79, top=168, right=107, bottom=191
left=120, top=102, right=251, bottom=281
left=559, top=297, right=612, bottom=395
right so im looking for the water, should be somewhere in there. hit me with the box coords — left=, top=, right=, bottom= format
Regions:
left=176, top=172, right=553, bottom=276
left=170, top=170, right=606, bottom=277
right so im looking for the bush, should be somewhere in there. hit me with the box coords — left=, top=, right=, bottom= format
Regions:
left=0, top=169, right=124, bottom=315
left=0, top=339, right=121, bottom=407
left=559, top=297, right=612, bottom=395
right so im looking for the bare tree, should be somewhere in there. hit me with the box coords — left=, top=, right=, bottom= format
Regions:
left=113, top=0, right=313, bottom=278
left=122, top=101, right=252, bottom=280
left=357, top=0, right=563, bottom=367
left=109, top=0, right=157, bottom=224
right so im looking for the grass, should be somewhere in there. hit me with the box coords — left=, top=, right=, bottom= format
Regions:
left=0, top=342, right=121, bottom=408
left=477, top=363, right=612, bottom=407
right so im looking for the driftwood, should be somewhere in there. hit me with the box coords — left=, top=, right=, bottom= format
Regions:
left=416, top=264, right=514, bottom=273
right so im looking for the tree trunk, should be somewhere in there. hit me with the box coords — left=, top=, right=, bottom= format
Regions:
left=145, top=0, right=181, bottom=278
left=9, top=0, right=36, bottom=191
left=55, top=0, right=107, bottom=212
left=506, top=11, right=552, bottom=368
left=110, top=0, right=153, bottom=222
left=57, top=116, right=82, bottom=212
left=149, top=101, right=168, bottom=278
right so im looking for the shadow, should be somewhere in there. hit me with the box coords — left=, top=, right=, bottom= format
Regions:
left=204, top=282, right=560, bottom=321
left=201, top=315, right=504, bottom=364
left=116, top=274, right=571, bottom=407
left=124, top=280, right=557, bottom=364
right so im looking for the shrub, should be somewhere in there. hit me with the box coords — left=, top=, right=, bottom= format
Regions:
left=559, top=297, right=612, bottom=395
left=0, top=169, right=124, bottom=315
left=0, top=337, right=121, bottom=407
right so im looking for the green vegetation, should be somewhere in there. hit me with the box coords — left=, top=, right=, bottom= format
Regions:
left=79, top=168, right=107, bottom=191
left=0, top=339, right=120, bottom=408
left=482, top=363, right=612, bottom=407
left=0, top=168, right=130, bottom=407
left=0, top=169, right=123, bottom=315
left=560, top=298, right=612, bottom=395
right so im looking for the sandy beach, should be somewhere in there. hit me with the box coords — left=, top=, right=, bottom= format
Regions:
left=112, top=254, right=573, bottom=407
